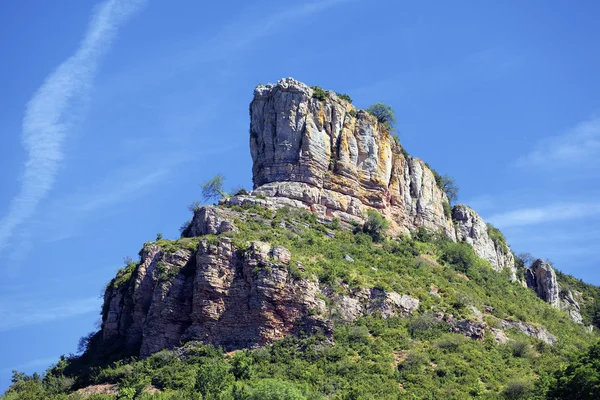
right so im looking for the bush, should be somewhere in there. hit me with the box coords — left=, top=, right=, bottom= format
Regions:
left=442, top=201, right=452, bottom=219
left=336, top=92, right=352, bottom=103
left=367, top=102, right=396, bottom=129
left=503, top=379, right=531, bottom=399
left=487, top=223, right=507, bottom=252
left=510, top=341, right=531, bottom=358
left=311, top=86, right=327, bottom=101
left=439, top=242, right=479, bottom=274
left=361, top=210, right=390, bottom=242
left=249, top=379, right=306, bottom=400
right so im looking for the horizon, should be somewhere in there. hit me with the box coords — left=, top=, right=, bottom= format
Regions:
left=1, top=0, right=599, bottom=390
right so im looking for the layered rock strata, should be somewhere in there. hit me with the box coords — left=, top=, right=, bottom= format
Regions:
left=249, top=78, right=456, bottom=239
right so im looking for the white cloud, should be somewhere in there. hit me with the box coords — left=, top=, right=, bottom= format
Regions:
left=516, top=116, right=600, bottom=168
left=487, top=202, right=600, bottom=229
left=0, top=0, right=146, bottom=254
left=0, top=297, right=101, bottom=332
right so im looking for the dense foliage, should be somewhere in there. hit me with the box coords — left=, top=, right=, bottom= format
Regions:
left=4, top=204, right=598, bottom=399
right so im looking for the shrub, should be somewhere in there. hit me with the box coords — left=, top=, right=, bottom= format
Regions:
left=348, top=108, right=358, bottom=117
left=310, top=86, right=327, bottom=101
left=442, top=201, right=452, bottom=219
left=361, top=210, right=390, bottom=242
left=249, top=379, right=306, bottom=400
left=487, top=223, right=507, bottom=252
left=510, top=341, right=531, bottom=358
left=439, top=242, right=479, bottom=274
left=336, top=92, right=352, bottom=103
left=367, top=102, right=396, bottom=129
left=503, top=379, right=531, bottom=399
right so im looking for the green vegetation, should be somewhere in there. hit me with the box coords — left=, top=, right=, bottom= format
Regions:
left=442, top=201, right=452, bottom=219
left=5, top=204, right=599, bottom=399
left=367, top=102, right=396, bottom=130
left=335, top=92, right=352, bottom=103
left=424, top=162, right=459, bottom=203
left=347, top=108, right=357, bottom=118
left=487, top=223, right=508, bottom=253
left=310, top=86, right=327, bottom=101
left=201, top=174, right=228, bottom=202
left=360, top=209, right=389, bottom=242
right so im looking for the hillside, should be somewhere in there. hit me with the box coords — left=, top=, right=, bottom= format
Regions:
left=3, top=79, right=599, bottom=399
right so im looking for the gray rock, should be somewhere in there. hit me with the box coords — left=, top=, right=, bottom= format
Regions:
left=499, top=319, right=556, bottom=345
left=181, top=206, right=237, bottom=237
left=526, top=259, right=560, bottom=307
left=249, top=77, right=456, bottom=238
left=452, top=205, right=516, bottom=280
left=343, top=254, right=354, bottom=263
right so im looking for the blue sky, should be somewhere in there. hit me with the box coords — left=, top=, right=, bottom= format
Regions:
left=1, top=0, right=599, bottom=390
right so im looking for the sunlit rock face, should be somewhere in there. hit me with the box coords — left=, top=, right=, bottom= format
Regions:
left=249, top=77, right=455, bottom=238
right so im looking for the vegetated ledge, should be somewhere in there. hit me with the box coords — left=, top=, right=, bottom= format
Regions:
left=94, top=203, right=590, bottom=365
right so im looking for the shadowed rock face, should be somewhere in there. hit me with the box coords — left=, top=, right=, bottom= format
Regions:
left=102, top=238, right=332, bottom=357
left=249, top=78, right=455, bottom=238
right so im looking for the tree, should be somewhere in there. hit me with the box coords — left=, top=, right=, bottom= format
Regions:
left=362, top=210, right=390, bottom=242
left=201, top=174, right=227, bottom=202
left=367, top=103, right=396, bottom=130
left=440, top=174, right=459, bottom=203
left=518, top=252, right=535, bottom=267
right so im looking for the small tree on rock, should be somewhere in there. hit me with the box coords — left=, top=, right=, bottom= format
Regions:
left=440, top=174, right=459, bottom=203
left=201, top=174, right=228, bottom=202
left=367, top=102, right=396, bottom=130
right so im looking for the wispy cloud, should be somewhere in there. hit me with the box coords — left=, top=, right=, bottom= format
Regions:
left=487, top=202, right=600, bottom=229
left=516, top=116, right=600, bottom=169
left=1, top=357, right=59, bottom=375
left=0, top=296, right=101, bottom=332
left=0, top=0, right=146, bottom=254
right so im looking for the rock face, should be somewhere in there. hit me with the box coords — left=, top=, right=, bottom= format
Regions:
left=100, top=208, right=421, bottom=357
left=452, top=205, right=516, bottom=279
left=245, top=78, right=518, bottom=277
left=526, top=259, right=560, bottom=307
left=325, top=287, right=419, bottom=322
left=249, top=78, right=456, bottom=238
left=526, top=259, right=583, bottom=324
left=102, top=239, right=331, bottom=357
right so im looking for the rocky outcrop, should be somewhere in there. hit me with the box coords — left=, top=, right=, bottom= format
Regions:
left=248, top=78, right=456, bottom=238
left=100, top=224, right=420, bottom=357
left=324, top=286, right=419, bottom=322
left=102, top=239, right=331, bottom=357
left=181, top=206, right=238, bottom=237
left=526, top=259, right=583, bottom=324
left=526, top=260, right=560, bottom=307
left=452, top=205, right=516, bottom=279
left=498, top=319, right=556, bottom=345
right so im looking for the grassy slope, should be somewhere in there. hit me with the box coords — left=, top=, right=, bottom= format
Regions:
left=2, top=204, right=598, bottom=399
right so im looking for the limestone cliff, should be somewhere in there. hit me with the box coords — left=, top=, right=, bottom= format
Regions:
left=526, top=259, right=583, bottom=324
left=244, top=78, right=515, bottom=275
left=452, top=205, right=516, bottom=280
left=249, top=78, right=456, bottom=239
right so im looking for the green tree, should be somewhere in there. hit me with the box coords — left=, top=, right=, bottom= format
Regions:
left=440, top=174, right=459, bottom=203
left=201, top=174, right=228, bottom=202
left=361, top=210, right=390, bottom=242
left=547, top=341, right=600, bottom=399
left=367, top=103, right=396, bottom=129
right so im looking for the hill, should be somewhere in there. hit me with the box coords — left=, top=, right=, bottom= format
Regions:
left=3, top=79, right=599, bottom=399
